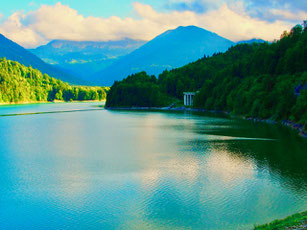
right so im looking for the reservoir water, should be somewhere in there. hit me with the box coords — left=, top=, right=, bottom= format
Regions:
left=0, top=102, right=306, bottom=229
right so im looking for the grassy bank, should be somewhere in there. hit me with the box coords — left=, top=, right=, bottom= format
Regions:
left=254, top=211, right=307, bottom=229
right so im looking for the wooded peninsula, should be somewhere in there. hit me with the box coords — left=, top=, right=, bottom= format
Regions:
left=106, top=24, right=307, bottom=131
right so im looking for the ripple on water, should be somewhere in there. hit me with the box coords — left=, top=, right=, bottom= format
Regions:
left=0, top=103, right=306, bottom=230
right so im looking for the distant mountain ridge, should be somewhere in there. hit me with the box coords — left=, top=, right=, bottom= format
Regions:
left=29, top=39, right=146, bottom=81
left=91, top=26, right=235, bottom=86
left=237, top=39, right=267, bottom=44
left=20, top=26, right=268, bottom=86
left=0, top=33, right=84, bottom=85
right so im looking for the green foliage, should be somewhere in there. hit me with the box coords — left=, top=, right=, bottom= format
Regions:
left=191, top=25, right=307, bottom=127
left=0, top=58, right=108, bottom=103
left=254, top=211, right=307, bottom=230
left=106, top=72, right=169, bottom=107
left=106, top=24, right=307, bottom=128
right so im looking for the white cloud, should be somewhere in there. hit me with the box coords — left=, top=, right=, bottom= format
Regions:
left=0, top=2, right=296, bottom=48
left=270, top=9, right=307, bottom=21
left=198, top=4, right=292, bottom=41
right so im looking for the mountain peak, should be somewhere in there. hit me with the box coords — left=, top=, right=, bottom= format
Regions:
left=92, top=26, right=235, bottom=85
left=176, top=25, right=206, bottom=31
left=157, top=25, right=222, bottom=42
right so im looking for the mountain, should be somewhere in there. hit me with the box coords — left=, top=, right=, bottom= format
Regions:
left=29, top=39, right=146, bottom=81
left=237, top=39, right=266, bottom=44
left=92, top=26, right=235, bottom=86
left=0, top=33, right=85, bottom=85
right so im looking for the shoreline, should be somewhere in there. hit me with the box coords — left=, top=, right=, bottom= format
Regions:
left=254, top=210, right=307, bottom=229
left=106, top=106, right=307, bottom=138
left=0, top=100, right=106, bottom=106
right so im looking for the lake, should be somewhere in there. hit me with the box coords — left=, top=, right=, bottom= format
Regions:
left=0, top=102, right=306, bottom=229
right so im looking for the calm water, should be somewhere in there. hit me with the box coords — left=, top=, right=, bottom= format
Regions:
left=0, top=102, right=306, bottom=230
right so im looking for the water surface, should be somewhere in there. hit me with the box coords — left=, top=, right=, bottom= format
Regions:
left=0, top=102, right=306, bottom=229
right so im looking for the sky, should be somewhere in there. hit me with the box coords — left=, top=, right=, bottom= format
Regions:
left=0, top=0, right=306, bottom=48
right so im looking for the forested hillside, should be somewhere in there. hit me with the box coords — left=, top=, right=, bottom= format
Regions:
left=106, top=72, right=170, bottom=107
left=0, top=58, right=107, bottom=104
left=106, top=24, right=307, bottom=129
left=0, top=34, right=85, bottom=85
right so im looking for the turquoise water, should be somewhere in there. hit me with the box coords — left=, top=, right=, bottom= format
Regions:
left=0, top=102, right=306, bottom=229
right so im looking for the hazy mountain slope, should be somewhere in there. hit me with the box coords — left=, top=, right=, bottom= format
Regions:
left=92, top=26, right=235, bottom=86
left=29, top=39, right=146, bottom=80
left=0, top=34, right=85, bottom=85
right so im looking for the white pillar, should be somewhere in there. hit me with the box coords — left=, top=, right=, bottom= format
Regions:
left=184, top=94, right=186, bottom=105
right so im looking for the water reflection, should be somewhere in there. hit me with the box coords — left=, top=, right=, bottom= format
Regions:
left=0, top=104, right=306, bottom=229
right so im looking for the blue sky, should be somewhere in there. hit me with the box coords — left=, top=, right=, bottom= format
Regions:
left=1, top=0, right=306, bottom=18
left=1, top=0, right=167, bottom=18
left=0, top=0, right=306, bottom=48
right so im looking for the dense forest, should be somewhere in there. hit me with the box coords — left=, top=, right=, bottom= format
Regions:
left=106, top=24, right=307, bottom=129
left=0, top=58, right=108, bottom=103
left=106, top=72, right=170, bottom=107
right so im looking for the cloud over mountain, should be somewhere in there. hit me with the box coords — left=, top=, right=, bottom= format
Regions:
left=0, top=1, right=300, bottom=48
